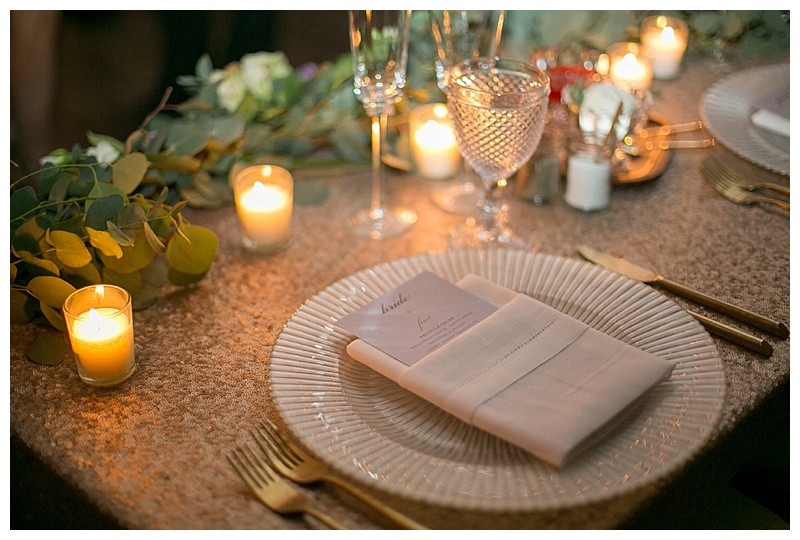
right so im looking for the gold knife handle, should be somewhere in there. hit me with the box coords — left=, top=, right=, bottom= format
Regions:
left=325, top=474, right=427, bottom=529
left=657, top=278, right=789, bottom=338
left=761, top=183, right=790, bottom=197
left=689, top=310, right=773, bottom=357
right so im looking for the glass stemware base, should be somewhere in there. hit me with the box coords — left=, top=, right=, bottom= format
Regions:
left=446, top=216, right=540, bottom=251
left=348, top=205, right=418, bottom=240
left=430, top=177, right=481, bottom=215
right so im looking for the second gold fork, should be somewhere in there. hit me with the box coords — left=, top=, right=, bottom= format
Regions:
left=253, top=420, right=427, bottom=530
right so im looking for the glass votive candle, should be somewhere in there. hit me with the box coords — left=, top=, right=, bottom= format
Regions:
left=233, top=165, right=293, bottom=253
left=641, top=15, right=688, bottom=80
left=607, top=42, right=653, bottom=92
left=409, top=103, right=461, bottom=180
left=564, top=137, right=614, bottom=212
left=63, top=284, right=136, bottom=387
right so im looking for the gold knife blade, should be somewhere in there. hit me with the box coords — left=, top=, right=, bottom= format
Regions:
left=577, top=245, right=789, bottom=339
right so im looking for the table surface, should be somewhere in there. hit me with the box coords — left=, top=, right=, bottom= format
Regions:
left=9, top=56, right=790, bottom=529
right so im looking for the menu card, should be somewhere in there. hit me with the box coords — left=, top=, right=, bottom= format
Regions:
left=336, top=271, right=498, bottom=367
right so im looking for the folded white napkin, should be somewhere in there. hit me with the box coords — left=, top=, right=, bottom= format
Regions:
left=345, top=274, right=674, bottom=467
left=751, top=84, right=790, bottom=137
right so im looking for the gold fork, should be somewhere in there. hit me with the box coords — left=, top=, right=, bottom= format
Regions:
left=701, top=161, right=790, bottom=211
left=703, top=156, right=790, bottom=197
left=253, top=420, right=427, bottom=530
left=228, top=445, right=346, bottom=529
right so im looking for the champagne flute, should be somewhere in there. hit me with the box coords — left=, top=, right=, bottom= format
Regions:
left=429, top=10, right=505, bottom=214
left=446, top=57, right=550, bottom=248
left=348, top=10, right=416, bottom=239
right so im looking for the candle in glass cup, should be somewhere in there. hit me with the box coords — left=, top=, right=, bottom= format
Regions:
left=607, top=42, right=653, bottom=92
left=409, top=103, right=460, bottom=180
left=641, top=15, right=688, bottom=79
left=63, top=285, right=136, bottom=386
left=233, top=165, right=293, bottom=253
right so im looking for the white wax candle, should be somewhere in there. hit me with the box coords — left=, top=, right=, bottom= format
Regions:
left=410, top=104, right=460, bottom=180
left=233, top=165, right=293, bottom=251
left=565, top=153, right=611, bottom=211
left=237, top=181, right=292, bottom=245
left=641, top=15, right=688, bottom=80
left=610, top=52, right=653, bottom=92
left=70, top=307, right=135, bottom=381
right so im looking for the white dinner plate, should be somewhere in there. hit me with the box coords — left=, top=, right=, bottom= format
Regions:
left=269, top=250, right=725, bottom=511
left=700, top=63, right=790, bottom=175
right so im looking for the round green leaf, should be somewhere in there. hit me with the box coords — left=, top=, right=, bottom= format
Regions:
left=166, top=225, right=218, bottom=275
left=101, top=267, right=142, bottom=296
left=62, top=262, right=102, bottom=289
left=111, top=152, right=149, bottom=194
left=27, top=275, right=77, bottom=308
left=11, top=185, right=39, bottom=221
left=10, top=289, right=36, bottom=323
left=39, top=301, right=66, bottom=331
left=85, top=194, right=124, bottom=231
left=167, top=267, right=208, bottom=286
left=167, top=120, right=210, bottom=156
left=86, top=227, right=123, bottom=258
left=47, top=230, right=92, bottom=268
left=17, top=251, right=61, bottom=276
left=26, top=334, right=68, bottom=366
left=99, top=228, right=156, bottom=273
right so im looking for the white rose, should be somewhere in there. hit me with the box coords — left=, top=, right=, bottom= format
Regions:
left=217, top=70, right=247, bottom=113
left=86, top=140, right=120, bottom=164
left=240, top=52, right=291, bottom=102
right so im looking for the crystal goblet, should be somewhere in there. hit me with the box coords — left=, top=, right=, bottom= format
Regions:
left=446, top=57, right=550, bottom=248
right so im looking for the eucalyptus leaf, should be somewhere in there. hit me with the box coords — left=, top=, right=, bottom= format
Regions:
left=166, top=224, right=218, bottom=275
left=210, top=116, right=246, bottom=146
left=86, top=181, right=126, bottom=213
left=167, top=267, right=208, bottom=286
left=39, top=301, right=66, bottom=331
left=196, top=53, right=213, bottom=81
left=11, top=186, right=38, bottom=221
left=102, top=267, right=142, bottom=295
left=111, top=152, right=149, bottom=194
left=107, top=222, right=135, bottom=247
left=99, top=228, right=156, bottom=274
left=86, top=227, right=123, bottom=258
left=12, top=215, right=54, bottom=254
left=62, top=261, right=102, bottom=289
left=10, top=289, right=36, bottom=323
left=115, top=202, right=147, bottom=231
left=18, top=251, right=61, bottom=276
left=26, top=334, right=68, bottom=366
left=27, top=275, right=76, bottom=308
left=142, top=221, right=166, bottom=254
left=167, top=120, right=211, bottom=156
left=50, top=215, right=86, bottom=236
left=85, top=194, right=124, bottom=231
left=47, top=230, right=92, bottom=268
left=47, top=176, right=71, bottom=207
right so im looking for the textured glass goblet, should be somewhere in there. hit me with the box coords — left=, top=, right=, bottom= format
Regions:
left=429, top=10, right=505, bottom=215
left=348, top=9, right=416, bottom=239
left=446, top=57, right=550, bottom=249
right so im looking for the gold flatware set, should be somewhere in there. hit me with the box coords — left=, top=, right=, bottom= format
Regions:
left=701, top=156, right=790, bottom=210
left=229, top=420, right=426, bottom=529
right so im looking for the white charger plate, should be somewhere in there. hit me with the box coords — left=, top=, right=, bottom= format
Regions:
left=700, top=63, right=790, bottom=175
left=269, top=250, right=725, bottom=511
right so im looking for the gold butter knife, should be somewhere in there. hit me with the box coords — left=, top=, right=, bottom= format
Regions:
left=577, top=245, right=789, bottom=340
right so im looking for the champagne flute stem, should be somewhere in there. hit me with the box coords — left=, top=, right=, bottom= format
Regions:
left=369, top=114, right=386, bottom=219
left=479, top=180, right=505, bottom=234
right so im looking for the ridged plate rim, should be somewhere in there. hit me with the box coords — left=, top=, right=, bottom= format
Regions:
left=269, top=249, right=726, bottom=511
left=699, top=63, right=789, bottom=175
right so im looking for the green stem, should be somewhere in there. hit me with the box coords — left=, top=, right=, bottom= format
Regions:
left=11, top=196, right=91, bottom=224
left=10, top=162, right=102, bottom=189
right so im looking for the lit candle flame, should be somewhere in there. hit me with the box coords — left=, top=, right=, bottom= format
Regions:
left=660, top=26, right=675, bottom=45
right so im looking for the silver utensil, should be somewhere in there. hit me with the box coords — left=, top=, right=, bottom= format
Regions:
left=577, top=245, right=789, bottom=339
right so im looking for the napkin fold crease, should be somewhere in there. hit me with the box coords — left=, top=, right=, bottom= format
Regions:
left=344, top=274, right=674, bottom=467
